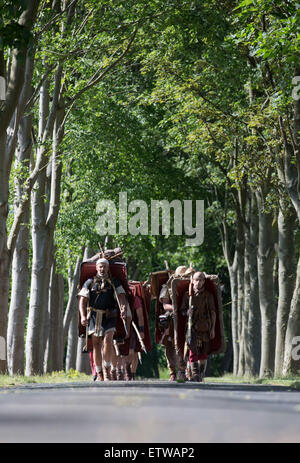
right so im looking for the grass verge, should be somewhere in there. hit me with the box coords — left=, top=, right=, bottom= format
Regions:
left=1, top=370, right=300, bottom=389
left=205, top=374, right=300, bottom=389
left=0, top=369, right=91, bottom=388
left=159, top=369, right=300, bottom=389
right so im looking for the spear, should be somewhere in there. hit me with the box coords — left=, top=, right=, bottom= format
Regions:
left=131, top=320, right=147, bottom=354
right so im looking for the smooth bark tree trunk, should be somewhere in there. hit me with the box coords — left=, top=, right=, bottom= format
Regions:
left=75, top=247, right=93, bottom=374
left=76, top=338, right=91, bottom=374
left=44, top=261, right=64, bottom=373
left=221, top=213, right=239, bottom=376
left=0, top=134, right=10, bottom=373
left=229, top=256, right=239, bottom=376
left=244, top=192, right=261, bottom=376
left=282, top=256, right=300, bottom=376
left=26, top=189, right=51, bottom=374
left=246, top=194, right=261, bottom=375
left=53, top=274, right=64, bottom=371
left=44, top=261, right=56, bottom=373
left=256, top=190, right=277, bottom=378
left=7, top=112, right=32, bottom=375
left=275, top=204, right=296, bottom=376
left=236, top=218, right=245, bottom=377
left=25, top=83, right=64, bottom=375
left=242, top=199, right=251, bottom=377
left=0, top=2, right=43, bottom=373
left=66, top=310, right=78, bottom=371
left=63, top=256, right=81, bottom=339
left=0, top=242, right=9, bottom=374
left=281, top=76, right=300, bottom=376
left=0, top=48, right=37, bottom=374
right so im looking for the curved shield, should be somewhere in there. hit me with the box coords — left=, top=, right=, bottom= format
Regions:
left=172, top=275, right=226, bottom=357
left=128, top=281, right=152, bottom=353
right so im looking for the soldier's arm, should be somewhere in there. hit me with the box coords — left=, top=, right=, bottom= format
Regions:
left=77, top=279, right=92, bottom=326
left=79, top=296, right=88, bottom=326
left=162, top=299, right=173, bottom=312
left=159, top=285, right=173, bottom=312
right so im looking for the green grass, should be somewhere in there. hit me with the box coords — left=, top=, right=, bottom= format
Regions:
left=158, top=367, right=170, bottom=380
left=0, top=369, right=91, bottom=388
left=206, top=373, right=300, bottom=389
left=158, top=368, right=300, bottom=389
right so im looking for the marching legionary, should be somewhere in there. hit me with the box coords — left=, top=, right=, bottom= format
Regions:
left=78, top=258, right=127, bottom=381
left=180, top=271, right=216, bottom=382
left=159, top=266, right=193, bottom=381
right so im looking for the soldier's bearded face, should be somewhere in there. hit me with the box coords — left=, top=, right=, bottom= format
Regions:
left=96, top=262, right=109, bottom=277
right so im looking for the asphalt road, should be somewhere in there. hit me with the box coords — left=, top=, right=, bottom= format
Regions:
left=0, top=381, right=300, bottom=443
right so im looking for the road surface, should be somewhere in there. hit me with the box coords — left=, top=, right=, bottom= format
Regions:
left=0, top=381, right=300, bottom=443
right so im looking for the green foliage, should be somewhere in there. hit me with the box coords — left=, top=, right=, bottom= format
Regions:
left=0, top=0, right=32, bottom=50
left=6, top=0, right=299, bottom=377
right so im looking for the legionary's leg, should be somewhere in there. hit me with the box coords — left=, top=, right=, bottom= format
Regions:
left=89, top=350, right=97, bottom=381
left=102, top=329, right=115, bottom=381
left=110, top=343, right=118, bottom=381
left=124, top=350, right=134, bottom=381
left=131, top=352, right=138, bottom=380
left=92, top=334, right=104, bottom=381
left=199, top=354, right=208, bottom=382
left=116, top=356, right=125, bottom=380
left=189, top=350, right=201, bottom=382
left=165, top=340, right=177, bottom=381
left=186, top=361, right=192, bottom=381
left=124, top=328, right=136, bottom=380
left=177, top=354, right=187, bottom=381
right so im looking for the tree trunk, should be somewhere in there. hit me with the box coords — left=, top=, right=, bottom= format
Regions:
left=76, top=338, right=91, bottom=374
left=66, top=310, right=78, bottom=371
left=44, top=261, right=64, bottom=373
left=0, top=134, right=10, bottom=373
left=282, top=256, right=300, bottom=376
left=229, top=256, right=239, bottom=376
left=275, top=204, right=296, bottom=376
left=244, top=192, right=261, bottom=376
left=221, top=317, right=233, bottom=374
left=256, top=190, right=277, bottom=378
left=54, top=274, right=64, bottom=371
left=75, top=247, right=93, bottom=374
left=7, top=112, right=32, bottom=375
left=220, top=212, right=239, bottom=376
left=0, top=245, right=9, bottom=374
left=242, top=204, right=251, bottom=377
left=25, top=87, right=64, bottom=375
left=236, top=218, right=245, bottom=376
left=63, top=256, right=82, bottom=339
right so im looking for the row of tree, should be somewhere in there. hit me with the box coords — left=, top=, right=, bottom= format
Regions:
left=0, top=0, right=299, bottom=378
